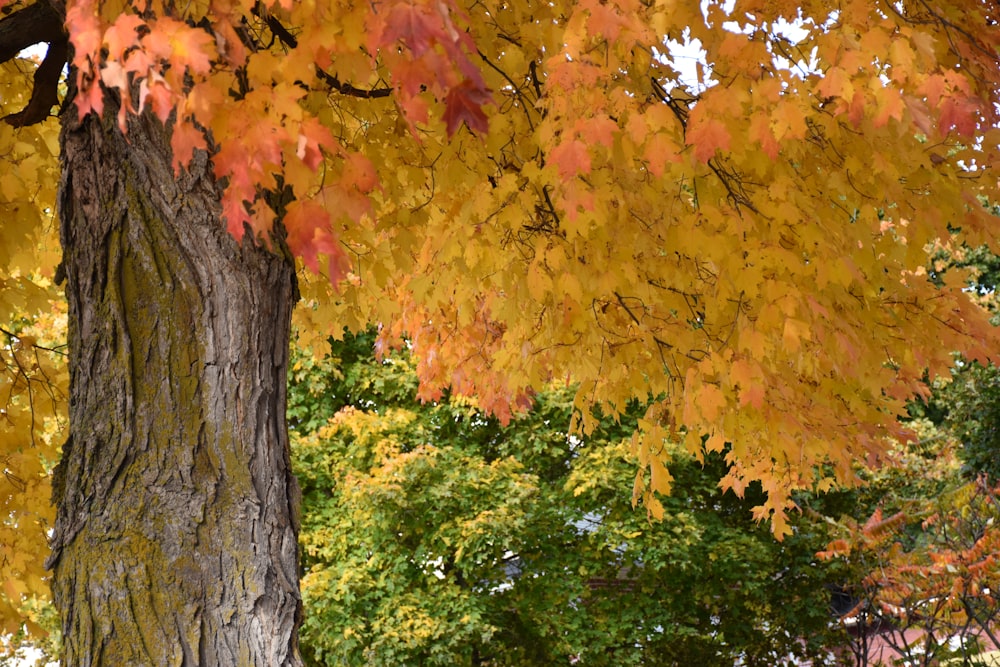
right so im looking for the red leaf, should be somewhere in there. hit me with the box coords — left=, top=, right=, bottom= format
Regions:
left=376, top=0, right=443, bottom=56
left=284, top=199, right=350, bottom=282
left=138, top=76, right=173, bottom=123
left=222, top=195, right=251, bottom=240
left=75, top=72, right=104, bottom=121
left=66, top=1, right=102, bottom=70
left=938, top=95, right=981, bottom=137
left=296, top=118, right=335, bottom=171
left=443, top=79, right=490, bottom=136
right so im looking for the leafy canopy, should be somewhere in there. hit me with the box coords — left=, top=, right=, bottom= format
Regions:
left=0, top=48, right=64, bottom=634
left=0, top=0, right=997, bottom=619
left=291, top=331, right=843, bottom=666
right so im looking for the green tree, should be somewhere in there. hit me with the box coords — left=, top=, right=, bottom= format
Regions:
left=291, top=331, right=842, bottom=666
left=910, top=243, right=1000, bottom=482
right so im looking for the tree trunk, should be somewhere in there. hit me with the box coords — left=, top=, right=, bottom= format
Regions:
left=47, top=104, right=303, bottom=665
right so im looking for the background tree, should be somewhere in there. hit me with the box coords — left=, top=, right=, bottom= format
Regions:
left=291, top=331, right=844, bottom=666
left=910, top=241, right=1000, bottom=484
left=820, top=466, right=1000, bottom=666
left=0, top=0, right=998, bottom=663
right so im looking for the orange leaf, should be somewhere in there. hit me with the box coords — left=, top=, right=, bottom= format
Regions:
left=697, top=383, right=727, bottom=423
left=143, top=17, right=214, bottom=74
left=686, top=117, right=731, bottom=163
left=103, top=14, right=144, bottom=61
left=739, top=384, right=765, bottom=410
left=550, top=140, right=592, bottom=180
left=170, top=118, right=207, bottom=174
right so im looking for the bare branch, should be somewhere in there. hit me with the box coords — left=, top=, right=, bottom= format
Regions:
left=0, top=1, right=63, bottom=64
left=3, top=34, right=67, bottom=127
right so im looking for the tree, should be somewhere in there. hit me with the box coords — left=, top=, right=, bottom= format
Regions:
left=0, top=0, right=998, bottom=664
left=821, top=469, right=1000, bottom=666
left=290, top=331, right=842, bottom=666
left=913, top=241, right=1000, bottom=483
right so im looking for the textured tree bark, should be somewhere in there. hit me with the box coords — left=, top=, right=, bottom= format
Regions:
left=47, top=104, right=303, bottom=665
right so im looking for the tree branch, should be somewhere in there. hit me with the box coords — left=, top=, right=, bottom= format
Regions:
left=0, top=1, right=64, bottom=64
left=3, top=34, right=67, bottom=127
left=0, top=2, right=67, bottom=127
left=314, top=68, right=393, bottom=100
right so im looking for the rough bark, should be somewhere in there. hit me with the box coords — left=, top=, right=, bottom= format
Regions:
left=47, top=104, right=303, bottom=665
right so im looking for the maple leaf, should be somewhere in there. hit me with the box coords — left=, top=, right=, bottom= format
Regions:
left=643, top=132, right=681, bottom=177
left=221, top=195, right=251, bottom=240
left=100, top=61, right=132, bottom=131
left=170, top=118, right=207, bottom=174
left=574, top=115, right=618, bottom=148
left=938, top=94, right=982, bottom=136
left=748, top=114, right=779, bottom=160
left=374, top=0, right=442, bottom=57
left=340, top=151, right=379, bottom=194
left=66, top=1, right=101, bottom=70
left=99, top=60, right=127, bottom=92
left=137, top=76, right=174, bottom=123
left=738, top=384, right=765, bottom=410
left=696, top=383, right=727, bottom=423
left=549, top=139, right=591, bottom=180
left=580, top=0, right=627, bottom=42
left=212, top=18, right=247, bottom=67
left=685, top=116, right=731, bottom=163
left=443, top=79, right=490, bottom=136
left=815, top=66, right=853, bottom=101
left=296, top=118, right=335, bottom=171
left=103, top=14, right=143, bottom=61
left=649, top=455, right=673, bottom=495
left=284, top=199, right=350, bottom=282
left=368, top=0, right=490, bottom=134
left=75, top=73, right=104, bottom=121
left=143, top=17, right=214, bottom=75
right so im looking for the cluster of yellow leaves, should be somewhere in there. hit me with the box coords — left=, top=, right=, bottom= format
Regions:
left=0, top=60, right=65, bottom=636
left=291, top=0, right=1000, bottom=535
left=0, top=301, right=66, bottom=640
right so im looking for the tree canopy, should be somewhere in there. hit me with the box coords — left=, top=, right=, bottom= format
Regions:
left=1, top=0, right=1000, bottom=646
left=290, top=331, right=843, bottom=666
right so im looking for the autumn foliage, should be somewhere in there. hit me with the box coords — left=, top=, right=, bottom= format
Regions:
left=1, top=0, right=1000, bottom=639
left=820, top=476, right=1000, bottom=666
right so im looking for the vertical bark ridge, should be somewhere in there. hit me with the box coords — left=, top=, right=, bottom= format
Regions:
left=49, top=106, right=302, bottom=666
